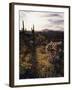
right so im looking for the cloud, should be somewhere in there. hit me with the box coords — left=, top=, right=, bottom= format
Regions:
left=48, top=13, right=63, bottom=17
left=41, top=12, right=64, bottom=18
left=48, top=19, right=64, bottom=24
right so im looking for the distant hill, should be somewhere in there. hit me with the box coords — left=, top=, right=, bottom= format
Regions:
left=19, top=29, right=64, bottom=48
left=35, top=29, right=64, bottom=42
left=42, top=29, right=63, bottom=32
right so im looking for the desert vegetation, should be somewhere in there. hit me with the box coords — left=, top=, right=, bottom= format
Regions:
left=19, top=25, right=64, bottom=79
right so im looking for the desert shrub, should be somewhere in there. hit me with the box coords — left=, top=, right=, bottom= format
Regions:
left=36, top=46, right=54, bottom=78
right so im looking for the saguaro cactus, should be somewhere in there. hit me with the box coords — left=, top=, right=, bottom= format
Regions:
left=22, top=20, right=24, bottom=31
left=31, top=25, right=38, bottom=77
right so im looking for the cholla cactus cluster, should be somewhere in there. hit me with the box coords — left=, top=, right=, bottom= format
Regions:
left=46, top=41, right=62, bottom=64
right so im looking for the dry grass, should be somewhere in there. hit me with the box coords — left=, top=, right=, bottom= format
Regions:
left=36, top=46, right=54, bottom=77
left=20, top=42, right=64, bottom=78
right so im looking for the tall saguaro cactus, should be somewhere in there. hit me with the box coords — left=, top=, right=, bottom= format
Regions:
left=31, top=24, right=38, bottom=77
left=22, top=20, right=24, bottom=31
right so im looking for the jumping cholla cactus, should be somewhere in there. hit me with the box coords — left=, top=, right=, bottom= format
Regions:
left=45, top=41, right=63, bottom=77
left=45, top=41, right=62, bottom=53
left=45, top=41, right=62, bottom=63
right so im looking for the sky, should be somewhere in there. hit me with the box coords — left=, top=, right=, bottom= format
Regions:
left=19, top=11, right=64, bottom=31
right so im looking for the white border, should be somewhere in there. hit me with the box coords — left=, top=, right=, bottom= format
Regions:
left=14, top=5, right=69, bottom=86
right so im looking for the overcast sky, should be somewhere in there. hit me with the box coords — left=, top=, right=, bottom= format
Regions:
left=19, top=11, right=64, bottom=31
